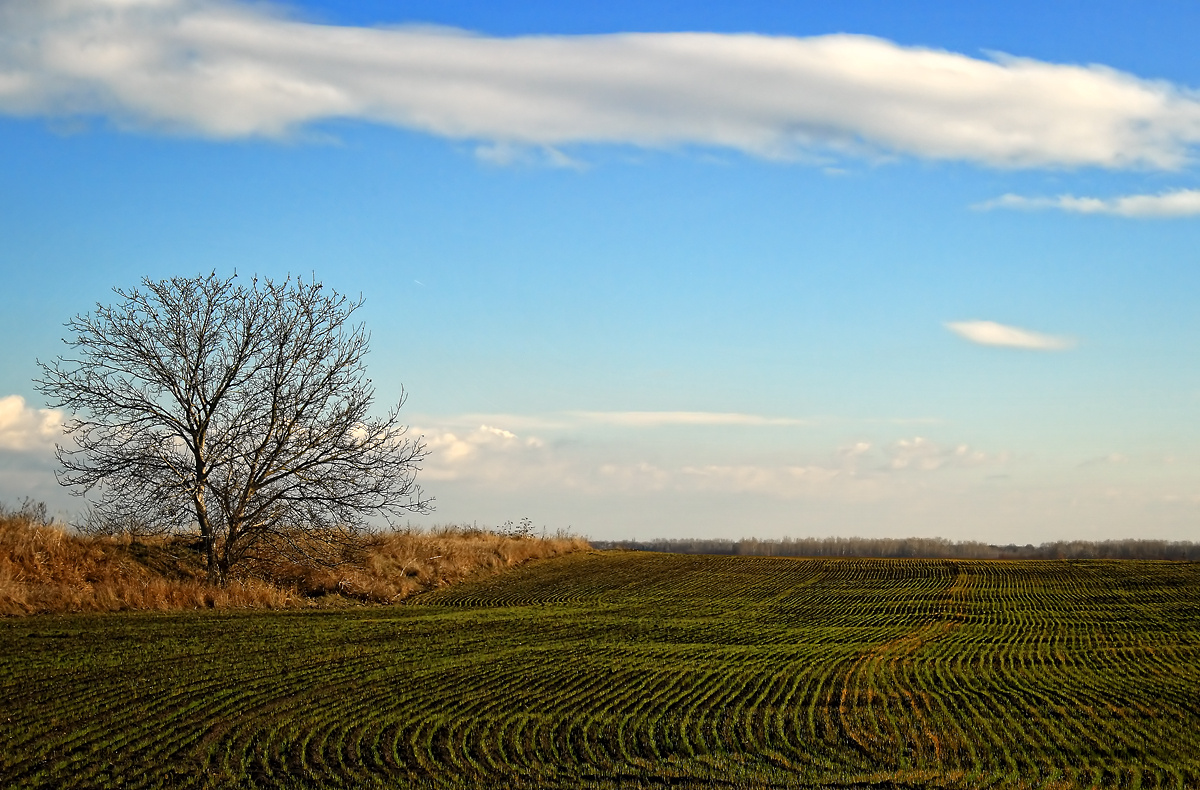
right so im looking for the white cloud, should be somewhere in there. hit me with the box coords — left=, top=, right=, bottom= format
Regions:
left=597, top=461, right=672, bottom=491
left=886, top=437, right=999, bottom=472
left=585, top=439, right=999, bottom=497
left=594, top=460, right=847, bottom=498
left=571, top=411, right=811, bottom=427
left=976, top=188, right=1200, bottom=217
left=679, top=464, right=842, bottom=495
left=3, top=1, right=1200, bottom=167
left=423, top=424, right=531, bottom=465
left=415, top=412, right=1006, bottom=502
left=945, top=320, right=1075, bottom=351
left=0, top=395, right=62, bottom=452
left=418, top=411, right=939, bottom=432
left=478, top=424, right=517, bottom=440
left=418, top=423, right=552, bottom=483
left=474, top=141, right=585, bottom=169
left=424, top=413, right=573, bottom=432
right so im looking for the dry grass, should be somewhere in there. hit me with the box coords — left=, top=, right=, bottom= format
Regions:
left=0, top=507, right=590, bottom=616
left=260, top=526, right=591, bottom=604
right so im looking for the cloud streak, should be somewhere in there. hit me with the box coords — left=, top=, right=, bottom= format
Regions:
left=3, top=0, right=1200, bottom=168
left=976, top=189, right=1200, bottom=217
left=886, top=437, right=1000, bottom=471
left=571, top=411, right=811, bottom=427
left=416, top=414, right=1005, bottom=501
left=945, top=320, right=1075, bottom=351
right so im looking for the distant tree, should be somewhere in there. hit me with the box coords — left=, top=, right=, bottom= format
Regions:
left=36, top=272, right=432, bottom=583
left=592, top=536, right=1200, bottom=561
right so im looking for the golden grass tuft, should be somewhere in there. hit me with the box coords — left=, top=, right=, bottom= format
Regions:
left=0, top=509, right=293, bottom=615
left=288, top=525, right=593, bottom=603
left=0, top=507, right=589, bottom=616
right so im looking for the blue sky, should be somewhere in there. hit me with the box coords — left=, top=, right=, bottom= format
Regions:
left=2, top=0, right=1199, bottom=542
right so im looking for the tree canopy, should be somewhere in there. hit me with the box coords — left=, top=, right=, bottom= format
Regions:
left=36, top=272, right=432, bottom=582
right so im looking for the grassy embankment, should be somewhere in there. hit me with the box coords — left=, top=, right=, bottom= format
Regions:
left=3, top=551, right=1199, bottom=788
left=0, top=506, right=589, bottom=615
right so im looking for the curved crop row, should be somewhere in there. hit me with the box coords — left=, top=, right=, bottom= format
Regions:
left=2, top=554, right=1198, bottom=788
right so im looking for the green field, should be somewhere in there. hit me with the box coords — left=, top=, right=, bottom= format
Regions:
left=3, top=552, right=1199, bottom=789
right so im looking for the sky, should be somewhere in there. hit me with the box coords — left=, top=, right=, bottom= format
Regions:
left=1, top=0, right=1199, bottom=543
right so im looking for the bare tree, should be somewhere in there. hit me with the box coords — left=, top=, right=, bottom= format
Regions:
left=36, top=272, right=432, bottom=583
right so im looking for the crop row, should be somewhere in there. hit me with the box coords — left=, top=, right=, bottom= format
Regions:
left=2, top=553, right=1198, bottom=788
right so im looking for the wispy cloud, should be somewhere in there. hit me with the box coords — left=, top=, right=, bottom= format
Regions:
left=678, top=464, right=843, bottom=494
left=418, top=411, right=941, bottom=432
left=1078, top=452, right=1130, bottom=468
left=571, top=411, right=811, bottom=427
left=474, top=141, right=586, bottom=170
left=0, top=395, right=62, bottom=452
left=975, top=188, right=1200, bottom=217
left=3, top=1, right=1200, bottom=168
left=415, top=414, right=1006, bottom=501
left=589, top=458, right=853, bottom=497
left=945, top=320, right=1075, bottom=351
left=885, top=437, right=1001, bottom=472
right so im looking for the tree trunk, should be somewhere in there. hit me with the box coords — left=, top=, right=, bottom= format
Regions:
left=202, top=524, right=221, bottom=585
left=193, top=445, right=222, bottom=584
left=194, top=497, right=220, bottom=585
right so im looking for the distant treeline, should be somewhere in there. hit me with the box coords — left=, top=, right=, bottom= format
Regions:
left=593, top=536, right=1200, bottom=561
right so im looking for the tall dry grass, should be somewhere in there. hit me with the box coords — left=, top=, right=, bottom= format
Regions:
left=0, top=505, right=590, bottom=616
left=260, top=525, right=591, bottom=604
left=0, top=507, right=292, bottom=615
